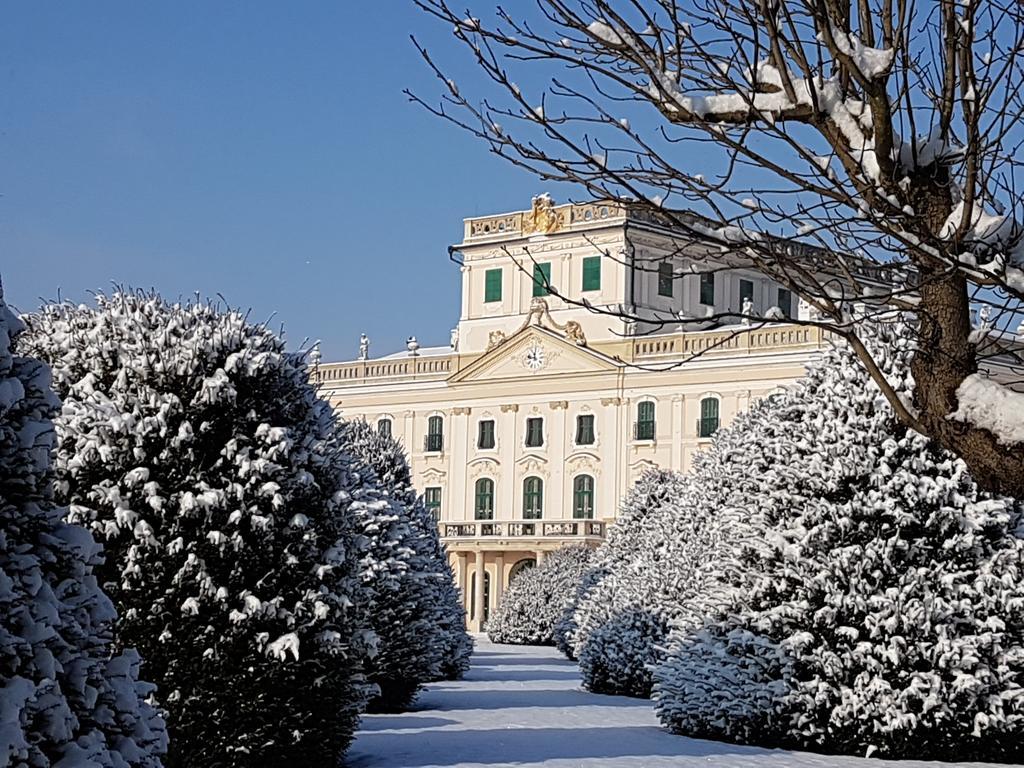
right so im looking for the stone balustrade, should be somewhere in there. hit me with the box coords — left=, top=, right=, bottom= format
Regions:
left=313, top=355, right=452, bottom=385
left=631, top=324, right=824, bottom=361
left=440, top=519, right=606, bottom=542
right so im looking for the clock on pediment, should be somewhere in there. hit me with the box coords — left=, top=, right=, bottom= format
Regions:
left=523, top=343, right=547, bottom=372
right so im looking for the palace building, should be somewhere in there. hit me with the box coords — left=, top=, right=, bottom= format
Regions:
left=315, top=196, right=829, bottom=631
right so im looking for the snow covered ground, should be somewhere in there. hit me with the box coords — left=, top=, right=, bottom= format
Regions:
left=348, top=637, right=1022, bottom=768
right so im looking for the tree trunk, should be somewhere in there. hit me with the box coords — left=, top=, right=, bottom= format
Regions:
left=907, top=181, right=1024, bottom=498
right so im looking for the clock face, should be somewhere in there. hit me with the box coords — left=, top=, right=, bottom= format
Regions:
left=524, top=344, right=546, bottom=371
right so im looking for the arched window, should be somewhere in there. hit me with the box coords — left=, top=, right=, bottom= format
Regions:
left=377, top=417, right=392, bottom=437
left=635, top=400, right=655, bottom=440
left=523, top=476, right=543, bottom=519
left=474, top=478, right=494, bottom=520
left=573, top=474, right=595, bottom=519
left=509, top=558, right=536, bottom=583
left=698, top=397, right=720, bottom=438
left=425, top=415, right=444, bottom=452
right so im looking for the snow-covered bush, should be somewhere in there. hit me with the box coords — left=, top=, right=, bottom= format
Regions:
left=553, top=564, right=606, bottom=660
left=578, top=607, right=669, bottom=698
left=654, top=321, right=1024, bottom=761
left=561, top=469, right=717, bottom=696
left=338, top=420, right=471, bottom=709
left=22, top=293, right=374, bottom=768
left=0, top=288, right=167, bottom=767
left=487, top=545, right=594, bottom=645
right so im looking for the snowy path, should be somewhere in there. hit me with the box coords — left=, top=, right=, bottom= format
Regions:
left=347, top=638, right=1019, bottom=768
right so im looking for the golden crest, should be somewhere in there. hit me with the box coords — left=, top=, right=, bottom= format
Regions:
left=522, top=194, right=563, bottom=235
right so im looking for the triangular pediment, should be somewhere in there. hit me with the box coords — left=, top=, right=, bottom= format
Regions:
left=449, top=326, right=621, bottom=384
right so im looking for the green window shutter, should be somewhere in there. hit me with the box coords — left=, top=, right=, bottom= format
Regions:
left=532, top=262, right=552, bottom=297
left=700, top=273, right=715, bottom=305
left=582, top=256, right=601, bottom=291
left=484, top=268, right=503, bottom=303
left=478, top=419, right=495, bottom=449
left=778, top=288, right=793, bottom=318
left=699, top=397, right=720, bottom=438
left=573, top=475, right=594, bottom=519
left=740, top=279, right=755, bottom=307
left=575, top=414, right=595, bottom=445
left=425, top=487, right=442, bottom=521
left=475, top=478, right=494, bottom=520
left=523, top=477, right=543, bottom=519
left=636, top=401, right=655, bottom=440
left=525, top=417, right=544, bottom=447
left=658, top=262, right=674, bottom=297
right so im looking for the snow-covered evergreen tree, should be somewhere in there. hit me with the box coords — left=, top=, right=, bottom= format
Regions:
left=653, top=321, right=1024, bottom=761
left=338, top=420, right=471, bottom=709
left=487, top=545, right=593, bottom=646
left=0, top=287, right=167, bottom=767
left=22, top=292, right=374, bottom=768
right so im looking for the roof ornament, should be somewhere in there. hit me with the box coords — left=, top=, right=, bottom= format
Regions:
left=406, top=336, right=420, bottom=356
left=522, top=193, right=564, bottom=235
left=358, top=333, right=370, bottom=361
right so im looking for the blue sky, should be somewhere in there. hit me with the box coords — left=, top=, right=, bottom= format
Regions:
left=0, top=3, right=569, bottom=359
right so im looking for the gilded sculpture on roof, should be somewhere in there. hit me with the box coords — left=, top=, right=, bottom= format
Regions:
left=522, top=193, right=564, bottom=235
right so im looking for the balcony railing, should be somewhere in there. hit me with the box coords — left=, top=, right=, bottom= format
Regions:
left=424, top=433, right=444, bottom=452
left=633, top=421, right=656, bottom=441
left=697, top=418, right=720, bottom=439
left=440, top=519, right=606, bottom=541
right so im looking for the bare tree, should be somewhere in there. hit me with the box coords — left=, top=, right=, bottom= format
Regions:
left=410, top=0, right=1024, bottom=496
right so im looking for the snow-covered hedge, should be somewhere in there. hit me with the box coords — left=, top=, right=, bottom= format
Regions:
left=653, top=321, right=1024, bottom=761
left=23, top=293, right=374, bottom=768
left=487, top=545, right=594, bottom=645
left=1, top=289, right=167, bottom=767
left=339, top=420, right=471, bottom=709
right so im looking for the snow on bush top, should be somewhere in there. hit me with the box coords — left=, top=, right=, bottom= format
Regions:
left=1, top=287, right=167, bottom=767
left=22, top=292, right=373, bottom=766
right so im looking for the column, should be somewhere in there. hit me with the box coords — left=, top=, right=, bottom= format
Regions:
left=456, top=552, right=468, bottom=622
left=535, top=549, right=546, bottom=566
left=493, top=553, right=506, bottom=610
left=671, top=395, right=684, bottom=471
left=472, top=550, right=486, bottom=632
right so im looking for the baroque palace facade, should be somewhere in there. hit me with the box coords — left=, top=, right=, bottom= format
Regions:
left=315, top=196, right=828, bottom=631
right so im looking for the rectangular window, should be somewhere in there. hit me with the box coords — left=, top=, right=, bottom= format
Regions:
left=778, top=288, right=793, bottom=319
left=523, top=477, right=543, bottom=519
left=575, top=414, right=595, bottom=445
left=635, top=401, right=655, bottom=441
left=532, top=262, right=552, bottom=297
left=699, top=272, right=715, bottom=306
left=740, top=279, right=755, bottom=309
left=525, top=417, right=544, bottom=448
left=425, top=415, right=443, bottom=452
left=484, top=268, right=503, bottom=303
left=477, top=419, right=495, bottom=450
left=424, top=487, right=442, bottom=522
left=573, top=476, right=595, bottom=519
left=582, top=256, right=601, bottom=291
left=658, top=262, right=674, bottom=297
left=377, top=418, right=392, bottom=438
left=698, top=398, right=720, bottom=438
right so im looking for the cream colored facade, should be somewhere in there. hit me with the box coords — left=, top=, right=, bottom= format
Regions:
left=316, top=197, right=827, bottom=630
